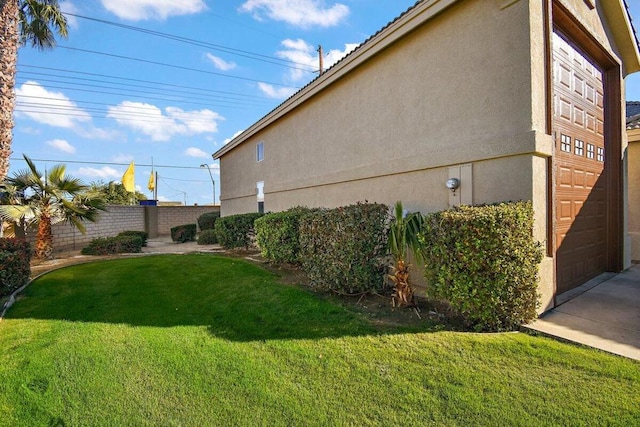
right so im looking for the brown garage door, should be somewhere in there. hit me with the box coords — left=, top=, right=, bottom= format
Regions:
left=553, top=31, right=606, bottom=294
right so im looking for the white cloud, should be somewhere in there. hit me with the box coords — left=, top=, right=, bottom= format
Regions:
left=100, top=0, right=207, bottom=21
left=166, top=107, right=222, bottom=134
left=112, top=154, right=134, bottom=163
left=18, top=127, right=42, bottom=135
left=276, top=38, right=358, bottom=81
left=15, top=81, right=91, bottom=128
left=106, top=101, right=224, bottom=141
left=257, top=83, right=297, bottom=100
left=205, top=53, right=237, bottom=71
left=185, top=147, right=209, bottom=158
left=223, top=130, right=244, bottom=145
left=77, top=166, right=121, bottom=180
left=240, top=0, right=349, bottom=28
left=46, top=139, right=76, bottom=154
left=59, top=1, right=80, bottom=28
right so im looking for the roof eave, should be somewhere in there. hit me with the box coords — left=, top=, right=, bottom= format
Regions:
left=603, top=0, right=640, bottom=75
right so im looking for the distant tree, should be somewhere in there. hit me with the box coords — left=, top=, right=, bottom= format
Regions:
left=0, top=155, right=106, bottom=259
left=89, top=181, right=147, bottom=205
left=0, top=0, right=68, bottom=180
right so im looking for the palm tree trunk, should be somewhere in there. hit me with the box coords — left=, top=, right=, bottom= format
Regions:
left=35, top=210, right=54, bottom=259
left=0, top=0, right=19, bottom=180
left=390, top=259, right=414, bottom=307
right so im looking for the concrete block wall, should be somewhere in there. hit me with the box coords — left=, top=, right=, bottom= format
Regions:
left=25, top=205, right=219, bottom=253
left=157, top=206, right=219, bottom=235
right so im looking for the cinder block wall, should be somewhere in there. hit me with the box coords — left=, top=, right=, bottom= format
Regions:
left=25, top=205, right=220, bottom=253
left=157, top=206, right=219, bottom=235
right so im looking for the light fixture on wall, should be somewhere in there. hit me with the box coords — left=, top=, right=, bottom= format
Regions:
left=446, top=178, right=460, bottom=193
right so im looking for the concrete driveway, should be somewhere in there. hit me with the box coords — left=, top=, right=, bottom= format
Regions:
left=528, top=264, right=640, bottom=360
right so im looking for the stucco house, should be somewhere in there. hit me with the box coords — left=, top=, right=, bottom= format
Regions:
left=627, top=100, right=640, bottom=260
left=213, top=0, right=640, bottom=312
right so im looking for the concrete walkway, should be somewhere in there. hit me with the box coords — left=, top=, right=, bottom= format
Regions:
left=142, top=236, right=223, bottom=254
left=527, top=264, right=640, bottom=360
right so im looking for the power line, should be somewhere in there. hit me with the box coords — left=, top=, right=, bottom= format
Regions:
left=15, top=80, right=263, bottom=108
left=18, top=64, right=273, bottom=100
left=15, top=83, right=257, bottom=111
left=66, top=12, right=316, bottom=72
left=16, top=96, right=252, bottom=117
left=57, top=45, right=299, bottom=89
left=15, top=102, right=233, bottom=124
left=17, top=72, right=272, bottom=104
left=9, top=157, right=212, bottom=170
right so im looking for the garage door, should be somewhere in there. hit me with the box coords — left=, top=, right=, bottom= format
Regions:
left=553, top=31, right=607, bottom=294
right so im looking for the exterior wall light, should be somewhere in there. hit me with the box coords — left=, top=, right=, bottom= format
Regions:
left=446, top=178, right=460, bottom=192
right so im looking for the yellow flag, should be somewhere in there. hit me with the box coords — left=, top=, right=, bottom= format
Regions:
left=147, top=171, right=155, bottom=192
left=122, top=162, right=135, bottom=192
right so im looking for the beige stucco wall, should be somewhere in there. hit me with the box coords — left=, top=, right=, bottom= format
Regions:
left=220, top=0, right=536, bottom=213
left=217, top=0, right=632, bottom=312
left=628, top=129, right=640, bottom=261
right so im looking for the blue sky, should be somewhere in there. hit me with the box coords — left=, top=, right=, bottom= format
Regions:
left=8, top=0, right=640, bottom=205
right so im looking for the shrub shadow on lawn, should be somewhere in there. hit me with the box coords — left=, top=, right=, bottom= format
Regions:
left=6, top=255, right=438, bottom=342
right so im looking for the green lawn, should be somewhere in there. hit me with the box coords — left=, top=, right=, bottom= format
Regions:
left=0, top=254, right=638, bottom=426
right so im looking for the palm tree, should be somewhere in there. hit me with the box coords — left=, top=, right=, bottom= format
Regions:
left=0, top=0, right=68, bottom=179
left=388, top=201, right=424, bottom=307
left=0, top=155, right=106, bottom=259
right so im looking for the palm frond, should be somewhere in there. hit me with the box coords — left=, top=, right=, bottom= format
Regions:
left=19, top=0, right=68, bottom=50
left=0, top=204, right=34, bottom=222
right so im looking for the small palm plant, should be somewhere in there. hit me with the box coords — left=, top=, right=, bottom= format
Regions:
left=388, top=201, right=424, bottom=307
left=0, top=155, right=106, bottom=259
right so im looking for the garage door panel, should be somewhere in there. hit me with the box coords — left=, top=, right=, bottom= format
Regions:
left=553, top=31, right=606, bottom=294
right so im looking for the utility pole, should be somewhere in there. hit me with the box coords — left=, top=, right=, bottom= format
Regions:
left=317, top=45, right=324, bottom=76
left=200, top=164, right=216, bottom=205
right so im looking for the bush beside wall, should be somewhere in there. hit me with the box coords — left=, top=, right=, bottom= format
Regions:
left=171, top=224, right=197, bottom=243
left=197, top=212, right=220, bottom=231
left=420, top=201, right=543, bottom=331
left=254, top=207, right=314, bottom=264
left=0, top=239, right=31, bottom=298
left=299, top=202, right=389, bottom=295
left=214, top=213, right=263, bottom=249
left=80, top=235, right=144, bottom=255
left=117, top=230, right=148, bottom=246
left=197, top=229, right=218, bottom=245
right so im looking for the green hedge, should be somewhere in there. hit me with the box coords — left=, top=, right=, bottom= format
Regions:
left=171, top=224, right=197, bottom=243
left=197, top=212, right=220, bottom=231
left=117, top=230, right=148, bottom=246
left=214, top=213, right=264, bottom=249
left=197, top=229, right=218, bottom=245
left=254, top=207, right=315, bottom=264
left=420, top=201, right=543, bottom=331
left=80, top=235, right=144, bottom=255
left=299, top=202, right=389, bottom=295
left=0, top=238, right=31, bottom=298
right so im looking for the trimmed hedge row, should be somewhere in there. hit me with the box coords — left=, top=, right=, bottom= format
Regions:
left=197, top=212, right=220, bottom=231
left=420, top=201, right=543, bottom=331
left=171, top=224, right=197, bottom=243
left=254, top=207, right=314, bottom=264
left=214, top=213, right=263, bottom=249
left=197, top=229, right=218, bottom=245
left=0, top=238, right=31, bottom=298
left=299, top=202, right=389, bottom=295
left=80, top=235, right=144, bottom=255
left=117, top=230, right=148, bottom=246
